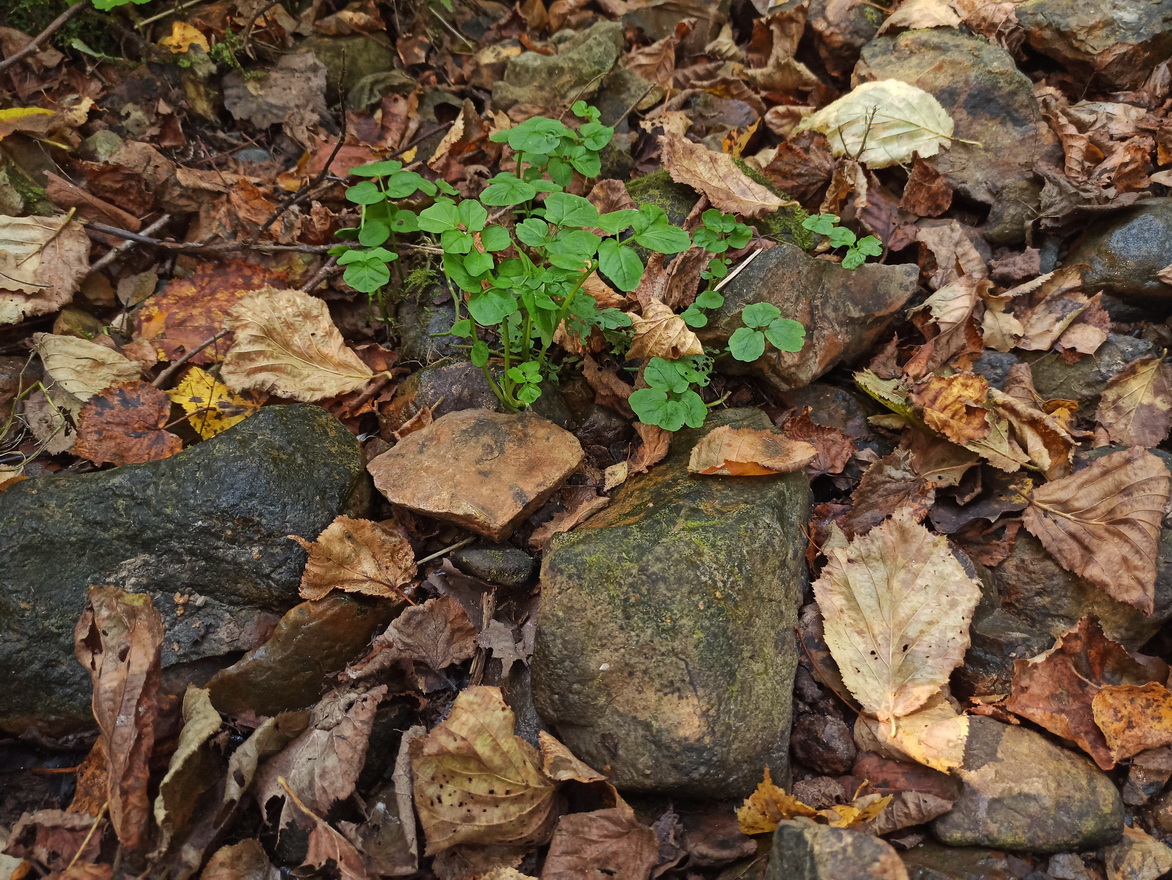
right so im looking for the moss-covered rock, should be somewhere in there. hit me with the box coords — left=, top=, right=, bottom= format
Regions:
left=532, top=409, right=810, bottom=798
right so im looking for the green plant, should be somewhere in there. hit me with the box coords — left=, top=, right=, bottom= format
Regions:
left=90, top=0, right=149, bottom=9
left=337, top=103, right=807, bottom=430
left=800, top=213, right=882, bottom=269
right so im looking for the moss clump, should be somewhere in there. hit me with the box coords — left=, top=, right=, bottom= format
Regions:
left=731, top=156, right=813, bottom=249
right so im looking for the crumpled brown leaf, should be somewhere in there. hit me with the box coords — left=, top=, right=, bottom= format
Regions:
left=1093, top=682, right=1172, bottom=764
left=0, top=214, right=90, bottom=324
left=344, top=594, right=478, bottom=688
left=74, top=381, right=183, bottom=467
left=1023, top=448, right=1170, bottom=615
left=627, top=300, right=703, bottom=360
left=222, top=288, right=375, bottom=402
left=813, top=511, right=981, bottom=724
left=659, top=132, right=795, bottom=217
left=290, top=515, right=416, bottom=602
left=687, top=425, right=817, bottom=475
left=540, top=807, right=658, bottom=880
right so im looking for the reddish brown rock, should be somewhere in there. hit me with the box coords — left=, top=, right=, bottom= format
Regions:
left=367, top=409, right=583, bottom=541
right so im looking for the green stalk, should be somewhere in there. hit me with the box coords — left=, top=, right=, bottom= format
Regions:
left=535, top=265, right=591, bottom=372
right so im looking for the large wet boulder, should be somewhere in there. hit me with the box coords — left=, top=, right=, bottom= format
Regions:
left=0, top=404, right=368, bottom=733
left=1064, top=199, right=1172, bottom=305
left=532, top=409, right=811, bottom=798
left=856, top=30, right=1062, bottom=244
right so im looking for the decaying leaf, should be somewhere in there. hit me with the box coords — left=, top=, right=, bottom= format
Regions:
left=1093, top=682, right=1172, bottom=763
left=813, top=510, right=981, bottom=724
left=345, top=595, right=477, bottom=686
left=74, top=381, right=183, bottom=466
left=911, top=372, right=991, bottom=446
left=540, top=807, right=658, bottom=880
left=841, top=449, right=935, bottom=537
left=0, top=214, right=90, bottom=324
left=290, top=515, right=417, bottom=601
left=1096, top=355, right=1172, bottom=448
left=795, top=80, right=957, bottom=169
left=412, top=686, right=557, bottom=854
left=783, top=407, right=856, bottom=475
left=167, top=366, right=264, bottom=439
left=1023, top=448, right=1170, bottom=615
left=33, top=333, right=140, bottom=401
left=151, top=686, right=224, bottom=856
left=221, top=288, right=375, bottom=402
left=688, top=425, right=817, bottom=475
left=626, top=300, right=703, bottom=360
left=659, top=133, right=795, bottom=217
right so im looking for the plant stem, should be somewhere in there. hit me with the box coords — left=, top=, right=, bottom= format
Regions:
left=535, top=266, right=591, bottom=372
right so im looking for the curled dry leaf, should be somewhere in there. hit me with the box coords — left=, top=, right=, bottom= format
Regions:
left=688, top=425, right=817, bottom=476
left=74, top=381, right=183, bottom=467
left=290, top=515, right=417, bottom=601
left=33, top=333, right=140, bottom=401
left=1096, top=355, right=1172, bottom=448
left=813, top=510, right=981, bottom=724
left=221, top=288, right=375, bottom=402
left=795, top=80, right=957, bottom=169
left=855, top=690, right=969, bottom=773
left=627, top=300, right=703, bottom=360
left=412, top=686, right=557, bottom=854
left=737, top=767, right=818, bottom=835
left=1022, top=448, right=1170, bottom=615
left=1092, top=682, right=1172, bottom=763
left=0, top=214, right=90, bottom=324
left=783, top=407, right=855, bottom=475
left=659, top=133, right=795, bottom=217
left=167, top=365, right=264, bottom=439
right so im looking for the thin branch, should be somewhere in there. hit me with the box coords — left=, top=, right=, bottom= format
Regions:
left=151, top=330, right=229, bottom=388
left=89, top=214, right=171, bottom=273
left=83, top=221, right=333, bottom=254
left=0, top=1, right=87, bottom=74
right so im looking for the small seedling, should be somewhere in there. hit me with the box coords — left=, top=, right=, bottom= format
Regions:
left=801, top=213, right=882, bottom=269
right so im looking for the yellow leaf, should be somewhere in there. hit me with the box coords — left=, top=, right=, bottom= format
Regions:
left=0, top=106, right=55, bottom=142
left=736, top=767, right=817, bottom=835
left=167, top=366, right=263, bottom=439
left=159, top=21, right=210, bottom=54
left=857, top=690, right=970, bottom=772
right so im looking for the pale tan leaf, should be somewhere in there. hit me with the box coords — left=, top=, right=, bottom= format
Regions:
left=290, top=515, right=416, bottom=601
left=856, top=690, right=969, bottom=772
left=33, top=333, right=140, bottom=400
left=796, top=80, right=957, bottom=169
left=980, top=292, right=1024, bottom=351
left=1096, top=355, right=1172, bottom=447
left=812, top=510, right=981, bottom=723
left=688, top=425, right=816, bottom=476
left=1023, top=448, right=1170, bottom=615
left=987, top=386, right=1074, bottom=480
left=659, top=133, right=795, bottom=217
left=0, top=214, right=89, bottom=324
left=879, top=0, right=962, bottom=34
left=412, top=686, right=557, bottom=854
left=626, top=299, right=702, bottom=360
left=222, top=288, right=375, bottom=402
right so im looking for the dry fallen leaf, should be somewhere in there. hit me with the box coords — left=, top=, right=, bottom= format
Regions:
left=74, top=381, right=183, bottom=467
left=879, top=0, right=962, bottom=33
left=166, top=366, right=263, bottom=439
left=813, top=510, right=981, bottom=724
left=856, top=690, right=969, bottom=772
left=1096, top=355, right=1172, bottom=448
left=659, top=133, right=794, bottom=217
left=412, top=686, right=557, bottom=854
left=1023, top=448, right=1170, bottom=615
left=540, top=808, right=658, bottom=880
left=626, top=300, right=703, bottom=360
left=0, top=214, right=90, bottom=324
left=1093, top=682, right=1172, bottom=763
left=221, top=288, right=375, bottom=402
left=736, top=767, right=818, bottom=834
left=911, top=372, right=991, bottom=446
left=290, top=515, right=416, bottom=602
left=33, top=333, right=141, bottom=401
left=688, top=425, right=817, bottom=475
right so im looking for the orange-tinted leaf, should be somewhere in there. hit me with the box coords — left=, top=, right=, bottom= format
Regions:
left=783, top=407, right=855, bottom=475
left=1096, top=355, right=1172, bottom=447
left=688, top=425, right=817, bottom=476
left=911, top=372, right=991, bottom=446
left=1023, top=448, right=1170, bottom=615
left=1093, top=682, right=1172, bottom=763
left=627, top=300, right=703, bottom=360
left=736, top=766, right=818, bottom=835
left=290, top=515, right=416, bottom=601
left=74, top=381, right=183, bottom=466
left=660, top=132, right=795, bottom=217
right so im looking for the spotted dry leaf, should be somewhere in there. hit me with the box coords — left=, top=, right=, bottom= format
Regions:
left=1092, top=682, right=1172, bottom=763
left=626, top=300, right=702, bottom=360
left=1023, top=448, right=1170, bottom=615
left=290, top=515, right=417, bottom=601
left=74, top=381, right=183, bottom=466
left=1096, top=355, right=1172, bottom=448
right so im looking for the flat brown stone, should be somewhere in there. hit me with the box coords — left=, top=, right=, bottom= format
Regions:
left=367, top=409, right=583, bottom=541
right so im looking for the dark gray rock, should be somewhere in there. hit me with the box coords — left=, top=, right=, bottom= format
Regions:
left=493, top=21, right=624, bottom=111
left=856, top=30, right=1062, bottom=244
left=931, top=717, right=1123, bottom=852
left=901, top=842, right=1020, bottom=880
left=766, top=820, right=908, bottom=880
left=533, top=409, right=810, bottom=798
left=395, top=289, right=462, bottom=365
left=1027, top=333, right=1156, bottom=410
left=1064, top=200, right=1172, bottom=304
left=0, top=404, right=368, bottom=733
left=450, top=543, right=536, bottom=588
left=698, top=242, right=918, bottom=393
left=791, top=715, right=856, bottom=775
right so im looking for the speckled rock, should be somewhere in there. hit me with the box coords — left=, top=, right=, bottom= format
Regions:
left=532, top=409, right=810, bottom=797
left=1064, top=200, right=1172, bottom=304
left=931, top=717, right=1123, bottom=852
left=767, top=820, right=908, bottom=880
left=493, top=21, right=623, bottom=111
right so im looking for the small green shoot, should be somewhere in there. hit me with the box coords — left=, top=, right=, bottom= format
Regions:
left=801, top=213, right=883, bottom=269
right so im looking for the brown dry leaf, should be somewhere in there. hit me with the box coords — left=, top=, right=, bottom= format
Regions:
left=290, top=515, right=416, bottom=601
left=133, top=261, right=278, bottom=365
left=1093, top=682, right=1172, bottom=763
left=1023, top=448, right=1170, bottom=615
left=841, top=449, right=935, bottom=537
left=627, top=35, right=677, bottom=91
left=0, top=214, right=90, bottom=324
left=201, top=840, right=282, bottom=880
left=628, top=422, right=671, bottom=475
left=222, top=288, right=375, bottom=402
left=821, top=792, right=893, bottom=829
left=878, top=0, right=962, bottom=33
left=986, top=386, right=1074, bottom=480
left=74, top=586, right=164, bottom=861
left=915, top=222, right=987, bottom=289
left=900, top=154, right=953, bottom=216
left=151, top=686, right=223, bottom=856
left=277, top=777, right=371, bottom=880
left=1006, top=617, right=1159, bottom=770
left=911, top=373, right=991, bottom=446
left=979, top=290, right=1024, bottom=352
left=1096, top=355, right=1172, bottom=447
left=344, top=595, right=477, bottom=684
left=412, top=686, right=557, bottom=854
left=528, top=487, right=610, bottom=550
left=541, top=807, right=658, bottom=880
left=4, top=811, right=105, bottom=875
left=857, top=691, right=969, bottom=772
left=813, top=510, right=981, bottom=724
left=659, top=132, right=794, bottom=217
left=627, top=300, right=702, bottom=360
left=74, top=381, right=183, bottom=467
left=868, top=791, right=955, bottom=836
left=736, top=766, right=818, bottom=835
left=33, top=333, right=141, bottom=400
left=783, top=407, right=855, bottom=475
left=688, top=425, right=817, bottom=476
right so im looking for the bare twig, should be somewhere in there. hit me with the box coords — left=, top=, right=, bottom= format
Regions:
left=299, top=254, right=340, bottom=293
left=0, top=1, right=87, bottom=75
left=151, top=330, right=229, bottom=388
left=83, top=221, right=333, bottom=254
left=89, top=214, right=172, bottom=273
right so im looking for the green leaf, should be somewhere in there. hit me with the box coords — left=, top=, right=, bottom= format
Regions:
left=516, top=383, right=542, bottom=405
left=471, top=340, right=490, bottom=367
left=451, top=319, right=474, bottom=338
left=633, top=222, right=690, bottom=255
left=598, top=239, right=643, bottom=292
left=358, top=218, right=390, bottom=247
left=728, top=225, right=753, bottom=249
left=481, top=225, right=512, bottom=252
left=841, top=250, right=866, bottom=270
left=828, top=226, right=856, bottom=248
left=389, top=208, right=419, bottom=233
left=741, top=302, right=782, bottom=328
left=481, top=173, right=537, bottom=206
left=802, top=213, right=838, bottom=236
left=345, top=181, right=385, bottom=206
left=543, top=192, right=600, bottom=228
left=729, top=327, right=766, bottom=361
left=680, top=390, right=708, bottom=428
left=597, top=308, right=632, bottom=330
left=571, top=101, right=599, bottom=122
left=596, top=210, right=639, bottom=234
left=694, top=289, right=724, bottom=310
left=441, top=229, right=474, bottom=255
left=578, top=120, right=613, bottom=151
left=463, top=250, right=494, bottom=276
left=468, top=289, right=518, bottom=325
left=443, top=251, right=483, bottom=293
left=643, top=357, right=689, bottom=394
left=419, top=200, right=460, bottom=233
left=515, top=218, right=551, bottom=248
left=490, top=117, right=572, bottom=154
left=567, top=148, right=602, bottom=178
left=629, top=387, right=670, bottom=426
left=436, top=179, right=459, bottom=196
left=458, top=200, right=488, bottom=232
left=384, top=170, right=434, bottom=198
left=681, top=305, right=708, bottom=328
left=546, top=229, right=601, bottom=270
left=342, top=259, right=391, bottom=294
left=692, top=227, right=726, bottom=253
left=350, top=160, right=403, bottom=177
left=856, top=236, right=883, bottom=257
left=764, top=318, right=806, bottom=352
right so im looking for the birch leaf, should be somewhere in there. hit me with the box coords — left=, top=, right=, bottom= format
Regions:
left=812, top=510, right=981, bottom=723
left=796, top=80, right=956, bottom=169
left=290, top=515, right=416, bottom=601
left=221, top=288, right=375, bottom=402
left=1023, top=448, right=1170, bottom=615
left=1096, top=355, right=1172, bottom=448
